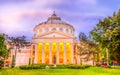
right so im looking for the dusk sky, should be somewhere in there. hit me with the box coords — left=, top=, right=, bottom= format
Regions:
left=0, top=0, right=120, bottom=40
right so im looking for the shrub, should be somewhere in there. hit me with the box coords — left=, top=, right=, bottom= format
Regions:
left=19, top=64, right=91, bottom=70
left=19, top=64, right=47, bottom=70
left=68, top=65, right=91, bottom=69
left=111, top=66, right=120, bottom=69
left=0, top=60, right=4, bottom=69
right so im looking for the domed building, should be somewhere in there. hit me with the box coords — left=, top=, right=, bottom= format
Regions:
left=30, top=12, right=77, bottom=64
left=5, top=12, right=95, bottom=67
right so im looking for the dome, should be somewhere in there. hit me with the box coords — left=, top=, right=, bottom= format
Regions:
left=36, top=11, right=74, bottom=26
left=34, top=12, right=75, bottom=36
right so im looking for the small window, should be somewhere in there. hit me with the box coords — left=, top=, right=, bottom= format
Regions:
left=39, top=29, right=42, bottom=33
left=52, top=28, right=56, bottom=31
left=59, top=28, right=63, bottom=32
left=66, top=29, right=69, bottom=33
left=45, top=28, right=49, bottom=32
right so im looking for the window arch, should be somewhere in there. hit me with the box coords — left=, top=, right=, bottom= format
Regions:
left=59, top=28, right=63, bottom=32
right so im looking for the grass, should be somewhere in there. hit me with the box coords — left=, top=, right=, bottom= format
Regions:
left=0, top=67, right=120, bottom=75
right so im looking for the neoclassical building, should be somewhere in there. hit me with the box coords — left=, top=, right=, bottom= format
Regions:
left=5, top=12, right=94, bottom=67
left=30, top=12, right=77, bottom=64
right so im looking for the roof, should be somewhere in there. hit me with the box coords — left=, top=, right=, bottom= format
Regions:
left=35, top=12, right=74, bottom=28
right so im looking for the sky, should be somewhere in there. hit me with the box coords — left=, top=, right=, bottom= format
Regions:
left=0, top=0, right=120, bottom=40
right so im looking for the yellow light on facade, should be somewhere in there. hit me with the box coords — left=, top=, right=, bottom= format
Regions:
left=38, top=42, right=42, bottom=64
left=66, top=42, right=71, bottom=63
left=44, top=42, right=50, bottom=64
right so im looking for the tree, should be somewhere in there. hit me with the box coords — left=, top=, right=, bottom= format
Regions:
left=78, top=32, right=100, bottom=66
left=11, top=55, right=15, bottom=68
left=7, top=36, right=29, bottom=67
left=90, top=10, right=120, bottom=65
left=0, top=34, right=10, bottom=68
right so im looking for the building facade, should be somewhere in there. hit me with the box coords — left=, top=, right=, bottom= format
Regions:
left=5, top=12, right=95, bottom=67
left=31, top=12, right=76, bottom=64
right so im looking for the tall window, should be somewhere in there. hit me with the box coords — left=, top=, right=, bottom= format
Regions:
left=52, top=42, right=57, bottom=64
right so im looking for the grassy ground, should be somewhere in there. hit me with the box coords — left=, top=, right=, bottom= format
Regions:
left=0, top=67, right=120, bottom=75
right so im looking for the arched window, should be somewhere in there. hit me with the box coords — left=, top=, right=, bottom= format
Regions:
left=59, top=28, right=63, bottom=32
left=66, top=29, right=69, bottom=33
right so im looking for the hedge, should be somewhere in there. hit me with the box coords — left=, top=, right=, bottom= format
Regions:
left=19, top=64, right=91, bottom=70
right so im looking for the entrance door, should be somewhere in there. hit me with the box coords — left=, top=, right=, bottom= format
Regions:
left=52, top=42, right=57, bottom=64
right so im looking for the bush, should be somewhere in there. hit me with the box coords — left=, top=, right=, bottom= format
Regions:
left=68, top=64, right=91, bottom=69
left=19, top=64, right=47, bottom=70
left=50, top=64, right=68, bottom=69
left=111, top=66, right=120, bottom=69
left=0, top=60, right=4, bottom=69
left=19, top=64, right=91, bottom=70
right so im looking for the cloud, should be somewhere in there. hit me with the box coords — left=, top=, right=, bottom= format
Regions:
left=0, top=0, right=120, bottom=40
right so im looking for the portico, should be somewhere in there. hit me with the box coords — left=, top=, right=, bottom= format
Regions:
left=31, top=12, right=75, bottom=64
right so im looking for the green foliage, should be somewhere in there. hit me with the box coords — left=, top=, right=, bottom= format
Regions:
left=2, top=67, right=120, bottom=75
left=19, top=64, right=91, bottom=70
left=11, top=55, right=15, bottom=68
left=78, top=32, right=100, bottom=66
left=111, top=66, right=120, bottom=69
left=28, top=58, right=31, bottom=65
left=19, top=64, right=47, bottom=70
left=7, top=36, right=29, bottom=67
left=90, top=9, right=120, bottom=64
left=0, top=61, right=4, bottom=69
left=68, top=65, right=91, bottom=69
left=0, top=34, right=10, bottom=68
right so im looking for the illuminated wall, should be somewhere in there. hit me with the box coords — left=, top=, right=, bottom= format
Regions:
left=66, top=43, right=71, bottom=63
left=59, top=42, right=64, bottom=64
left=52, top=42, right=57, bottom=64
left=38, top=43, right=42, bottom=64
left=44, top=43, right=50, bottom=64
left=31, top=45, right=35, bottom=64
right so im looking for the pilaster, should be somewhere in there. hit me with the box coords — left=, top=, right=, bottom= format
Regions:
left=34, top=43, right=38, bottom=64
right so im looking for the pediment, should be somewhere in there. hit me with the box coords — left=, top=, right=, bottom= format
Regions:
left=36, top=31, right=74, bottom=39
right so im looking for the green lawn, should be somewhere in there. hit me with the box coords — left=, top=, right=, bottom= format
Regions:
left=0, top=67, right=120, bottom=75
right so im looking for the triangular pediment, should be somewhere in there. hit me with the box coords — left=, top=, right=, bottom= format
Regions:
left=36, top=31, right=74, bottom=39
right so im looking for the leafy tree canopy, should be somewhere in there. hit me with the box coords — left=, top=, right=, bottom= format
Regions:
left=90, top=10, right=120, bottom=63
left=0, top=34, right=10, bottom=67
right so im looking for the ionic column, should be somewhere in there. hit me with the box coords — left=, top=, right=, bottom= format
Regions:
left=42, top=42, right=44, bottom=63
left=50, top=42, right=52, bottom=64
left=64, top=42, right=66, bottom=64
left=57, top=42, right=59, bottom=64
left=71, top=43, right=74, bottom=64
